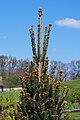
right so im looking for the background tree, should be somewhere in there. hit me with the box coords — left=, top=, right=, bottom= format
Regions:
left=0, top=55, right=30, bottom=87
left=0, top=56, right=8, bottom=78
left=0, top=54, right=80, bottom=88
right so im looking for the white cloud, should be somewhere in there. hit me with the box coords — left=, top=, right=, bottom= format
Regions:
left=55, top=18, right=80, bottom=28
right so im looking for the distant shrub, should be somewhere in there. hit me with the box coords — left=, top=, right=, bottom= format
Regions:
left=4, top=75, right=21, bottom=88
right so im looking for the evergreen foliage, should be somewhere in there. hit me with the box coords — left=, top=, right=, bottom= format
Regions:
left=15, top=8, right=69, bottom=120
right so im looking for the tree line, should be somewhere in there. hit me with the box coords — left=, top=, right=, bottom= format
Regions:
left=50, top=60, right=80, bottom=81
left=0, top=55, right=80, bottom=87
left=0, top=55, right=29, bottom=88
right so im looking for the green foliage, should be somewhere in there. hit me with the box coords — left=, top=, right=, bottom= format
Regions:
left=0, top=106, right=15, bottom=120
left=4, top=75, right=21, bottom=88
left=0, top=79, right=80, bottom=119
left=14, top=63, right=69, bottom=120
left=0, top=79, right=80, bottom=111
left=63, top=102, right=79, bottom=110
left=13, top=8, right=69, bottom=120
left=0, top=90, right=20, bottom=109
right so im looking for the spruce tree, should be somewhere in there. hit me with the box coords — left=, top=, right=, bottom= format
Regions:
left=15, top=8, right=69, bottom=120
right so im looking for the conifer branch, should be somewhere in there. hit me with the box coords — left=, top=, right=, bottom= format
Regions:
left=37, top=7, right=42, bottom=60
left=29, top=25, right=37, bottom=62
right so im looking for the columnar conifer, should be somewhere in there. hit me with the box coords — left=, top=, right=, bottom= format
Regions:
left=15, top=8, right=69, bottom=120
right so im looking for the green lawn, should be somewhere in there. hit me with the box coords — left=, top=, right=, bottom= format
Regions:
left=62, top=79, right=80, bottom=103
left=62, top=79, right=80, bottom=119
left=69, top=112, right=80, bottom=120
left=62, top=79, right=80, bottom=90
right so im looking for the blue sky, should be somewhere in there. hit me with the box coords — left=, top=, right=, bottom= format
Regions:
left=0, top=0, right=80, bottom=62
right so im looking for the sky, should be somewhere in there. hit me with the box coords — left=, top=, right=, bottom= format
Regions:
left=0, top=0, right=80, bottom=63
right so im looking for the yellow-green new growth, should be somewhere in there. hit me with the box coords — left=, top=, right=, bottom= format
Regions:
left=29, top=8, right=52, bottom=64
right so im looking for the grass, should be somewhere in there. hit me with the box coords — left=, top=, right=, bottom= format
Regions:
left=69, top=112, right=80, bottom=120
left=62, top=79, right=80, bottom=103
left=62, top=79, right=80, bottom=119
left=0, top=90, right=20, bottom=107
left=62, top=79, right=80, bottom=90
